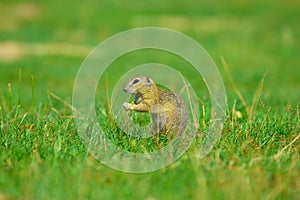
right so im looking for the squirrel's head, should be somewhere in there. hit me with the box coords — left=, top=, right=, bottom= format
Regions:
left=123, top=75, right=155, bottom=94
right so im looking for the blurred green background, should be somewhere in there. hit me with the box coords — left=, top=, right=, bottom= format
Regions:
left=0, top=0, right=299, bottom=199
left=0, top=0, right=299, bottom=106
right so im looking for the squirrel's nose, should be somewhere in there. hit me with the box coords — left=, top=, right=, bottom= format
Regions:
left=123, top=86, right=135, bottom=94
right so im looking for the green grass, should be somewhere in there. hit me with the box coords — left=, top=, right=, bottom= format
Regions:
left=1, top=0, right=300, bottom=199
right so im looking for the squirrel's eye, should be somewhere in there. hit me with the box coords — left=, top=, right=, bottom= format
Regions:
left=132, top=79, right=139, bottom=84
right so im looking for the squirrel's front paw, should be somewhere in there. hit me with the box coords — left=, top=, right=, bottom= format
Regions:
left=123, top=102, right=132, bottom=111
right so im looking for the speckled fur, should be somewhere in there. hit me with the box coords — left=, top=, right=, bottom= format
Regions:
left=123, top=75, right=188, bottom=135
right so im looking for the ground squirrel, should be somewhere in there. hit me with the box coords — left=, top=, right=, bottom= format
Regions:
left=122, top=75, right=188, bottom=136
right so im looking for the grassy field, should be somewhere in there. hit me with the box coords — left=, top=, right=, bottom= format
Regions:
left=0, top=0, right=299, bottom=199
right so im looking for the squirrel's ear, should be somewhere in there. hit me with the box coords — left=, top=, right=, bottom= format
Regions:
left=146, top=77, right=154, bottom=84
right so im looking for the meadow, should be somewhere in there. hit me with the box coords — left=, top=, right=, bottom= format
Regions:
left=0, top=0, right=299, bottom=199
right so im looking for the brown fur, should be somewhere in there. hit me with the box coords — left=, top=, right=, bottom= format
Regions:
left=123, top=76, right=188, bottom=135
